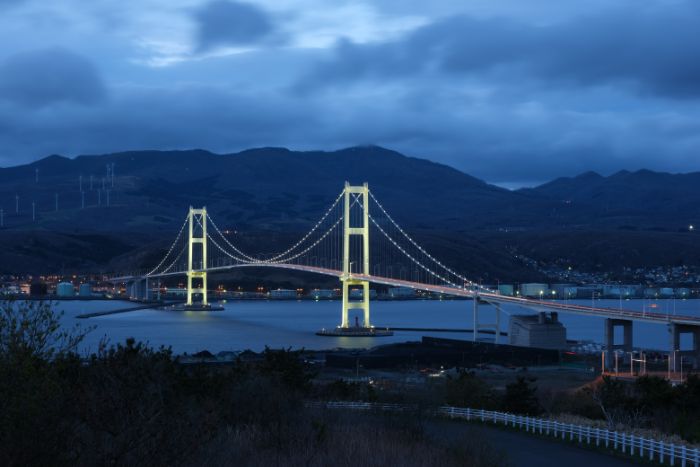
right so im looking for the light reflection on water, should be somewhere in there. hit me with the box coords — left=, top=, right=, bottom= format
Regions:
left=46, top=298, right=700, bottom=355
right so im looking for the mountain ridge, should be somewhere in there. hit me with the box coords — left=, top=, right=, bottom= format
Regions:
left=1, top=146, right=699, bottom=275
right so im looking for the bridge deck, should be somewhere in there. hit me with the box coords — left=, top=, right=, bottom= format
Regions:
left=112, top=263, right=700, bottom=326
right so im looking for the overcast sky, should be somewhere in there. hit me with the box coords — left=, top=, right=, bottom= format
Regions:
left=0, top=0, right=699, bottom=186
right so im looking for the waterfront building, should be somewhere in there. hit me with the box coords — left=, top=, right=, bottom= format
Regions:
left=309, top=289, right=335, bottom=299
left=56, top=282, right=75, bottom=297
left=550, top=283, right=576, bottom=299
left=573, top=285, right=604, bottom=299
left=602, top=284, right=642, bottom=298
left=270, top=289, right=297, bottom=299
left=520, top=283, right=549, bottom=298
left=349, top=288, right=378, bottom=299
left=676, top=287, right=691, bottom=298
left=497, top=284, right=514, bottom=296
left=388, top=287, right=415, bottom=298
left=509, top=312, right=567, bottom=350
left=644, top=288, right=659, bottom=298
left=79, top=283, right=92, bottom=297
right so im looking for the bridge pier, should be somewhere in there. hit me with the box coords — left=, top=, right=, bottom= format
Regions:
left=669, top=323, right=700, bottom=370
left=341, top=280, right=370, bottom=328
left=604, top=318, right=633, bottom=368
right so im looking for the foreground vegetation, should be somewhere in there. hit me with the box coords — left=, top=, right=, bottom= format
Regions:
left=4, top=300, right=700, bottom=465
left=0, top=301, right=505, bottom=466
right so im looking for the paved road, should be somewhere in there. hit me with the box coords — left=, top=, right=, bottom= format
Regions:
left=428, top=420, right=637, bottom=466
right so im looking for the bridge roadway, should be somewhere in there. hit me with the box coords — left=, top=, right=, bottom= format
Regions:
left=112, top=263, right=700, bottom=326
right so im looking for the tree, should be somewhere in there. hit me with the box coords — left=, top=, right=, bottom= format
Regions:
left=586, top=375, right=639, bottom=429
left=445, top=370, right=498, bottom=409
left=0, top=299, right=91, bottom=361
left=502, top=376, right=542, bottom=415
left=0, top=300, right=91, bottom=466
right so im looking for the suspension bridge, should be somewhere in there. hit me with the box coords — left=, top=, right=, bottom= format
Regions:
left=111, top=183, right=700, bottom=365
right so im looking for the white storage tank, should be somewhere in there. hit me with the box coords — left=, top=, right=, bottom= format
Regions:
left=56, top=282, right=75, bottom=297
left=79, top=283, right=92, bottom=297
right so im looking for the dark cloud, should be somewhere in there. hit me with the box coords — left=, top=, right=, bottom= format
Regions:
left=0, top=48, right=106, bottom=108
left=0, top=84, right=321, bottom=165
left=0, top=2, right=699, bottom=187
left=194, top=0, right=274, bottom=51
left=304, top=3, right=700, bottom=99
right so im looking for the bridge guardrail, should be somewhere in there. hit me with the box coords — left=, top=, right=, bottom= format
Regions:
left=309, top=401, right=699, bottom=466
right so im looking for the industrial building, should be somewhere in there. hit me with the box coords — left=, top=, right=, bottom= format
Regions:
left=309, top=289, right=335, bottom=299
left=387, top=287, right=415, bottom=298
left=56, top=282, right=74, bottom=297
left=508, top=312, right=567, bottom=350
left=79, top=283, right=93, bottom=297
left=676, top=288, right=691, bottom=298
left=270, top=289, right=297, bottom=299
left=550, top=283, right=577, bottom=299
left=520, top=283, right=549, bottom=298
left=497, top=284, right=514, bottom=296
left=349, top=288, right=378, bottom=299
left=602, top=284, right=642, bottom=298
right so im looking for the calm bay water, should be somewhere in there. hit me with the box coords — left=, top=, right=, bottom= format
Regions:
left=51, top=298, right=700, bottom=355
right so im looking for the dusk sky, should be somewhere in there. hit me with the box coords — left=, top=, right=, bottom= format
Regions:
left=1, top=0, right=699, bottom=186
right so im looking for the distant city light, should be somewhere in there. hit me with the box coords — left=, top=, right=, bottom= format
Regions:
left=690, top=225, right=695, bottom=231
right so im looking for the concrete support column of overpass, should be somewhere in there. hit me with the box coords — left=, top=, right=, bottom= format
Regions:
left=604, top=318, right=633, bottom=368
left=131, top=280, right=141, bottom=300
left=669, top=323, right=700, bottom=370
left=472, top=298, right=501, bottom=343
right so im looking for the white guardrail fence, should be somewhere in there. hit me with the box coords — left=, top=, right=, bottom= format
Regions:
left=311, top=401, right=700, bottom=466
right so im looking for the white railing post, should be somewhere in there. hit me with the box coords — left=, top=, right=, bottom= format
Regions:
left=660, top=440, right=664, bottom=464
left=631, top=434, right=635, bottom=455
left=586, top=426, right=591, bottom=444
left=671, top=443, right=675, bottom=465
left=622, top=433, right=626, bottom=453
left=595, top=428, right=600, bottom=447
left=467, top=407, right=471, bottom=421
left=681, top=444, right=686, bottom=467
left=694, top=446, right=699, bottom=467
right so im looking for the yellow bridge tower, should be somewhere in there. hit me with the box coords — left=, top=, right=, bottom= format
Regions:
left=187, top=207, right=208, bottom=307
left=341, top=182, right=371, bottom=328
